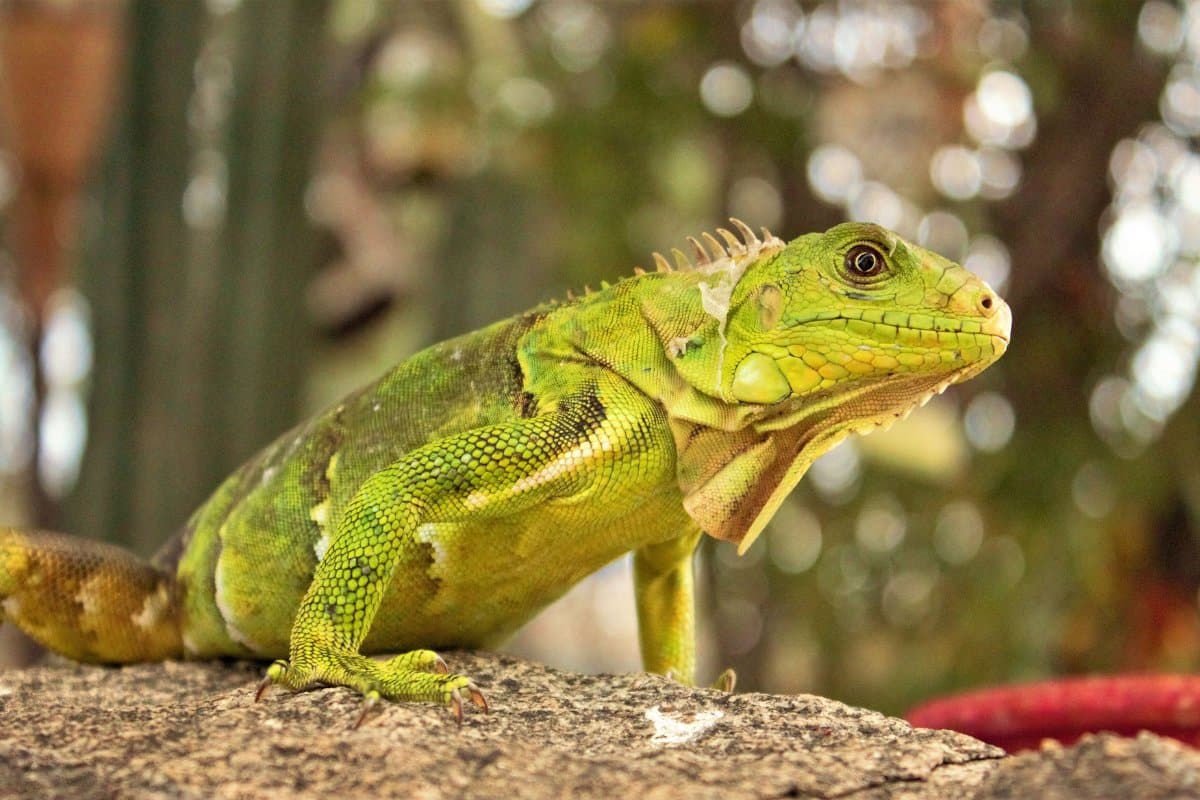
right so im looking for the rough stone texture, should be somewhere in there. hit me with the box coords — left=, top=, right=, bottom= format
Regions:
left=1, top=652, right=1198, bottom=798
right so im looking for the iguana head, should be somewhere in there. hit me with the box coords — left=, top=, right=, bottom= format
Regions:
left=721, top=220, right=1010, bottom=410
left=648, top=220, right=1011, bottom=552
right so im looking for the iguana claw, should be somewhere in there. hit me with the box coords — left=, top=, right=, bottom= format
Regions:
left=450, top=687, right=464, bottom=724
left=468, top=683, right=489, bottom=713
left=448, top=682, right=489, bottom=725
left=354, top=691, right=381, bottom=729
left=255, top=662, right=287, bottom=702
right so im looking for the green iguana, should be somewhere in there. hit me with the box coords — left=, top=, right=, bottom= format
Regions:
left=0, top=220, right=1010, bottom=724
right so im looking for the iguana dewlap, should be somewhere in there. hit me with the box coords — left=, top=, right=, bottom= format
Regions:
left=0, top=220, right=1010, bottom=723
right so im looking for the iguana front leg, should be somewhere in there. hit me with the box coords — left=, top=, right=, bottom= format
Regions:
left=634, top=530, right=700, bottom=683
left=259, top=379, right=671, bottom=722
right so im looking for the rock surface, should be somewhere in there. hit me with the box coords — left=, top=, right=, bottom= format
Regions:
left=2, top=652, right=1198, bottom=798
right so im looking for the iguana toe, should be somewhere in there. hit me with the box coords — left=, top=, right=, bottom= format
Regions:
left=713, top=667, right=737, bottom=693
left=380, top=648, right=446, bottom=674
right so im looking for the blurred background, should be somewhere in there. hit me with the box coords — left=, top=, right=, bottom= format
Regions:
left=0, top=0, right=1198, bottom=718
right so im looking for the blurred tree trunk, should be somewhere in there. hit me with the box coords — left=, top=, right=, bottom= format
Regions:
left=65, top=1, right=330, bottom=555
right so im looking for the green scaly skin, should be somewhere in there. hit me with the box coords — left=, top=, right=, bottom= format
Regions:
left=0, top=221, right=1010, bottom=723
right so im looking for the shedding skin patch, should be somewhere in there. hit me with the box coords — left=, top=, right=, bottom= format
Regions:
left=313, top=534, right=331, bottom=563
left=310, top=501, right=330, bottom=528
left=309, top=451, right=341, bottom=560
left=662, top=223, right=786, bottom=391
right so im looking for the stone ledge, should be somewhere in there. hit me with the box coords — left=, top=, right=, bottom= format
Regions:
left=1, top=652, right=1197, bottom=798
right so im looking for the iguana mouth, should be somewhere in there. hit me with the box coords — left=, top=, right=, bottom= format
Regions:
left=785, top=289, right=1012, bottom=346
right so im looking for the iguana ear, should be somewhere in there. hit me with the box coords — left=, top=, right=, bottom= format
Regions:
left=671, top=420, right=815, bottom=554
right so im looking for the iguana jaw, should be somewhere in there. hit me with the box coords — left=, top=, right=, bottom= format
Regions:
left=734, top=301, right=1009, bottom=555
left=678, top=306, right=1010, bottom=555
left=680, top=364, right=993, bottom=556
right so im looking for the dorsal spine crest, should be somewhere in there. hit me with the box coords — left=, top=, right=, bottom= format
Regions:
left=556, top=218, right=785, bottom=305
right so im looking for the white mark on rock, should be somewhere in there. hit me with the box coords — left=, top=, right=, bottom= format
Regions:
left=644, top=705, right=723, bottom=746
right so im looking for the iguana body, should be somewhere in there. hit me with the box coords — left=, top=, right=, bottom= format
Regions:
left=0, top=221, right=1010, bottom=720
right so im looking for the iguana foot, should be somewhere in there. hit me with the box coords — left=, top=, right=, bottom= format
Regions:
left=254, top=648, right=488, bottom=727
left=661, top=667, right=736, bottom=692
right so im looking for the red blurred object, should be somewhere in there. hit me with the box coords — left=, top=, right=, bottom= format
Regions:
left=906, top=675, right=1200, bottom=753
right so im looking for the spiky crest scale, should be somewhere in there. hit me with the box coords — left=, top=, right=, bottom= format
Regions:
left=648, top=218, right=785, bottom=277
left=554, top=218, right=785, bottom=306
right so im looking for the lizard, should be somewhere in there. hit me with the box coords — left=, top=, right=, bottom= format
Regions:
left=0, top=219, right=1010, bottom=725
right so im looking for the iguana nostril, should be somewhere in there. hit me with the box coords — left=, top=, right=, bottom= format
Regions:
left=980, top=294, right=994, bottom=312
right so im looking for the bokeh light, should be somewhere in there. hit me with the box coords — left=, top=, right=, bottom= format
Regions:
left=964, top=235, right=1012, bottom=293
left=806, top=144, right=863, bottom=204
left=975, top=71, right=1034, bottom=131
left=930, top=145, right=982, bottom=201
left=1139, top=0, right=1185, bottom=55
left=768, top=503, right=823, bottom=574
left=539, top=1, right=610, bottom=73
left=808, top=439, right=861, bottom=503
left=855, top=494, right=907, bottom=555
left=933, top=500, right=985, bottom=565
left=476, top=0, right=534, bottom=20
left=1071, top=461, right=1117, bottom=519
left=728, top=174, right=784, bottom=230
left=881, top=562, right=939, bottom=627
left=699, top=62, right=754, bottom=117
left=37, top=290, right=91, bottom=499
left=740, top=0, right=801, bottom=69
left=1099, top=12, right=1200, bottom=445
left=963, top=392, right=1016, bottom=453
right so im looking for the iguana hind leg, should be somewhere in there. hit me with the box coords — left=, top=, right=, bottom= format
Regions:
left=0, top=528, right=182, bottom=662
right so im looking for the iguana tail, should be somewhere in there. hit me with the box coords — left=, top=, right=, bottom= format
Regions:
left=0, top=528, right=182, bottom=663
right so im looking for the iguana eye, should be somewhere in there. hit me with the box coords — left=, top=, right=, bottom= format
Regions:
left=845, top=245, right=886, bottom=279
